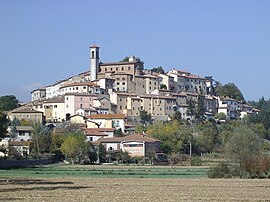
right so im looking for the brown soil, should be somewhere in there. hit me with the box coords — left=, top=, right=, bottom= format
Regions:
left=0, top=177, right=270, bottom=201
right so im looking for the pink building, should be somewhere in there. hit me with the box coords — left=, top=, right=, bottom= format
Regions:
left=64, top=93, right=98, bottom=119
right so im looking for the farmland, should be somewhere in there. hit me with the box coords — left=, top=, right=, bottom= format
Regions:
left=1, top=165, right=270, bottom=201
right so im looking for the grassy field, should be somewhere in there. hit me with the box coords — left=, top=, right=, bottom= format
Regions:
left=1, top=165, right=270, bottom=201
left=0, top=164, right=208, bottom=179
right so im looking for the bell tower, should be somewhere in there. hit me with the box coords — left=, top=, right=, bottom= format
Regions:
left=90, top=44, right=100, bottom=81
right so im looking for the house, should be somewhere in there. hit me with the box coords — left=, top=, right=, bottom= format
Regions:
left=84, top=128, right=115, bottom=142
left=217, top=97, right=241, bottom=119
left=87, top=114, right=126, bottom=132
left=64, top=93, right=99, bottom=120
left=31, top=88, right=46, bottom=102
left=9, top=141, right=30, bottom=156
left=7, top=126, right=34, bottom=141
left=69, top=114, right=100, bottom=128
left=9, top=108, right=45, bottom=124
left=43, top=96, right=65, bottom=122
left=99, top=134, right=161, bottom=157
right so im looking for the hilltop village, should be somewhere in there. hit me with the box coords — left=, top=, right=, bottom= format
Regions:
left=4, top=45, right=259, bottom=159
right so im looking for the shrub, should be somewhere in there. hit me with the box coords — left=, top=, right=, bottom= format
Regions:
left=207, top=162, right=239, bottom=178
left=191, top=156, right=202, bottom=166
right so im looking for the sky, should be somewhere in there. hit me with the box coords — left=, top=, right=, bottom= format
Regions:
left=0, top=0, right=269, bottom=102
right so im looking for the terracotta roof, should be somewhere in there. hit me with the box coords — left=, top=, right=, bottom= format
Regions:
left=60, top=82, right=100, bottom=88
left=100, top=61, right=138, bottom=66
left=87, top=114, right=126, bottom=119
left=16, top=126, right=34, bottom=131
left=10, top=141, right=30, bottom=146
left=84, top=128, right=115, bottom=133
left=44, top=96, right=64, bottom=103
left=99, top=134, right=160, bottom=143
left=31, top=88, right=46, bottom=93
left=90, top=45, right=100, bottom=48
left=12, top=108, right=43, bottom=114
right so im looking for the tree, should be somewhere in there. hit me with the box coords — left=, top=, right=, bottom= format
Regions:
left=215, top=112, right=227, bottom=120
left=160, top=84, right=167, bottom=90
left=215, top=83, right=244, bottom=101
left=60, top=132, right=89, bottom=164
left=88, top=142, right=98, bottom=164
left=0, top=111, right=9, bottom=139
left=186, top=99, right=196, bottom=120
left=150, top=66, right=165, bottom=74
left=0, top=95, right=19, bottom=111
left=172, top=111, right=182, bottom=122
left=31, top=123, right=52, bottom=155
left=195, top=95, right=206, bottom=122
left=225, top=125, right=262, bottom=172
left=139, top=110, right=152, bottom=125
left=147, top=121, right=193, bottom=154
left=98, top=143, right=106, bottom=163
left=114, top=128, right=125, bottom=137
left=9, top=118, right=20, bottom=139
left=135, top=124, right=146, bottom=134
left=194, top=122, right=220, bottom=154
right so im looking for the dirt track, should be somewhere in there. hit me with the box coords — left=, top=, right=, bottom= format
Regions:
left=1, top=177, right=270, bottom=201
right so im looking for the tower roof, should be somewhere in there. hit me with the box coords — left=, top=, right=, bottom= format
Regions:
left=89, top=44, right=100, bottom=48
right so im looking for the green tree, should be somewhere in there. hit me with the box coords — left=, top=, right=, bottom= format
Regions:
left=139, top=110, right=152, bottom=125
left=195, top=95, right=206, bottom=122
left=0, top=95, right=19, bottom=111
left=98, top=143, right=106, bottom=163
left=150, top=66, right=165, bottom=74
left=0, top=111, right=9, bottom=139
left=31, top=123, right=52, bottom=155
left=147, top=121, right=193, bottom=154
left=194, top=122, right=220, bottom=153
left=225, top=125, right=262, bottom=173
left=160, top=84, right=167, bottom=90
left=114, top=128, right=125, bottom=137
left=215, top=112, right=227, bottom=120
left=135, top=124, right=146, bottom=134
left=88, top=142, right=98, bottom=164
left=172, top=111, right=182, bottom=122
left=215, top=83, right=245, bottom=101
left=186, top=99, right=196, bottom=120
left=60, top=132, right=89, bottom=164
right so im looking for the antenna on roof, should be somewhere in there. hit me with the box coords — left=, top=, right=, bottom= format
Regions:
left=93, top=41, right=96, bottom=46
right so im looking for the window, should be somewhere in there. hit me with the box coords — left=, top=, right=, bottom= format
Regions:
left=66, top=97, right=69, bottom=100
left=120, top=106, right=122, bottom=110
left=117, top=82, right=120, bottom=85
left=105, top=68, right=107, bottom=72
left=83, top=86, right=86, bottom=89
left=122, top=67, right=124, bottom=71
left=80, top=104, right=83, bottom=108
left=66, top=105, right=68, bottom=108
left=54, top=105, right=57, bottom=108
left=122, top=82, right=125, bottom=85
left=91, top=51, right=94, bottom=58
left=116, top=67, right=118, bottom=71
left=122, top=77, right=125, bottom=80
left=76, top=87, right=78, bottom=90
left=128, top=66, right=130, bottom=70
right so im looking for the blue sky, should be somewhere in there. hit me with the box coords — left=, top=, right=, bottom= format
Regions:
left=0, top=0, right=269, bottom=102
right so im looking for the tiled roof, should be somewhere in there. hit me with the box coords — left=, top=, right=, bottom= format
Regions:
left=44, top=96, right=64, bottom=103
left=60, top=82, right=100, bottom=88
left=10, top=141, right=30, bottom=146
left=12, top=108, right=43, bottom=114
left=99, top=134, right=160, bottom=143
left=87, top=114, right=126, bottom=119
left=16, top=126, right=34, bottom=131
left=100, top=61, right=138, bottom=66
